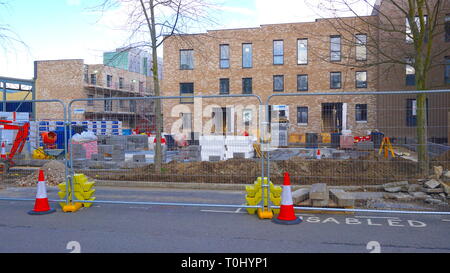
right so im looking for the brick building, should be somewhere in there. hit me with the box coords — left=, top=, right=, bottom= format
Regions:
left=161, top=0, right=450, bottom=144
left=34, top=59, right=155, bottom=130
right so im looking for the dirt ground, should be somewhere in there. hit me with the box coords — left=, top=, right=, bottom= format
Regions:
left=90, top=152, right=426, bottom=185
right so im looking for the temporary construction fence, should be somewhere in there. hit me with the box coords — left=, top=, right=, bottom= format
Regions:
left=0, top=99, right=70, bottom=205
left=0, top=91, right=450, bottom=216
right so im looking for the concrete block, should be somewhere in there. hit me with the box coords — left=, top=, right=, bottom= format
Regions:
left=133, top=154, right=146, bottom=163
left=292, top=188, right=309, bottom=204
left=98, top=145, right=114, bottom=156
left=312, top=199, right=329, bottom=207
left=233, top=153, right=246, bottom=159
left=356, top=141, right=374, bottom=151
left=209, top=156, right=221, bottom=162
left=424, top=188, right=444, bottom=194
left=330, top=189, right=355, bottom=207
left=310, top=183, right=329, bottom=200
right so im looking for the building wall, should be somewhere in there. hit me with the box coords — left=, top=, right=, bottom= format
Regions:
left=374, top=0, right=450, bottom=141
left=35, top=59, right=155, bottom=129
left=34, top=59, right=85, bottom=121
left=162, top=17, right=379, bottom=137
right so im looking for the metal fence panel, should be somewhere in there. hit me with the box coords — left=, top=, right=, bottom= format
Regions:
left=0, top=100, right=69, bottom=204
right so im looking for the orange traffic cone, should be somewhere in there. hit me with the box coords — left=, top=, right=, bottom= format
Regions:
left=1, top=142, right=6, bottom=159
left=316, top=149, right=322, bottom=160
left=272, top=172, right=302, bottom=225
left=28, top=170, right=56, bottom=215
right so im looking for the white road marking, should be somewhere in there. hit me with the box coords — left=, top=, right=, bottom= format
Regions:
left=201, top=209, right=247, bottom=214
left=442, top=219, right=450, bottom=222
left=355, top=216, right=400, bottom=219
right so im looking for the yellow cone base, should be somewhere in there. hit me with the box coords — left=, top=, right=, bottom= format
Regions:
left=257, top=208, right=273, bottom=220
left=62, top=203, right=83, bottom=213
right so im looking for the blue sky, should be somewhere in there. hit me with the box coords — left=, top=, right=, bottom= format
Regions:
left=0, top=0, right=375, bottom=79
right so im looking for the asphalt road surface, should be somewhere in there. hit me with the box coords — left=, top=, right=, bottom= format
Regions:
left=0, top=186, right=449, bottom=253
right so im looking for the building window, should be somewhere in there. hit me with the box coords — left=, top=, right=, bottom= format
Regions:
left=87, top=95, right=94, bottom=106
left=220, top=44, right=230, bottom=69
left=445, top=56, right=450, bottom=84
left=242, top=78, right=252, bottom=94
left=180, top=49, right=194, bottom=70
left=119, top=99, right=126, bottom=109
left=107, top=75, right=113, bottom=88
left=355, top=34, right=367, bottom=61
left=297, top=107, right=308, bottom=125
left=330, top=72, right=342, bottom=89
left=242, top=43, right=253, bottom=68
left=273, top=75, right=284, bottom=92
left=104, top=94, right=112, bottom=112
left=406, top=16, right=428, bottom=43
left=243, top=109, right=252, bottom=126
left=139, top=81, right=144, bottom=93
left=297, top=39, right=308, bottom=65
left=273, top=40, right=284, bottom=65
left=330, top=35, right=341, bottom=62
left=219, top=78, right=230, bottom=95
left=406, top=99, right=429, bottom=127
left=84, top=66, right=89, bottom=83
left=181, top=113, right=192, bottom=130
left=130, top=80, right=135, bottom=91
left=355, top=104, right=368, bottom=122
left=356, top=71, right=368, bottom=88
left=180, top=83, right=194, bottom=104
left=130, top=100, right=136, bottom=112
left=297, top=74, right=308, bottom=91
left=406, top=58, right=416, bottom=86
left=119, top=77, right=124, bottom=89
left=446, top=14, right=450, bottom=42
left=90, top=74, right=97, bottom=85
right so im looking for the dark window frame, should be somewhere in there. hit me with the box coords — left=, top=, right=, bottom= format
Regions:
left=219, top=44, right=230, bottom=69
left=219, top=78, right=230, bottom=95
left=297, top=74, right=309, bottom=92
left=355, top=34, right=368, bottom=61
left=242, top=78, right=253, bottom=94
left=330, top=35, right=342, bottom=62
left=406, top=58, right=416, bottom=86
left=330, top=72, right=342, bottom=89
left=445, top=56, right=450, bottom=84
left=406, top=98, right=429, bottom=127
left=297, top=38, right=308, bottom=65
left=355, top=104, right=368, bottom=122
left=297, top=107, right=309, bottom=125
left=356, top=71, right=368, bottom=89
left=273, top=75, right=284, bottom=92
left=242, top=43, right=253, bottom=69
left=180, top=82, right=194, bottom=104
left=90, top=74, right=97, bottom=85
left=446, top=14, right=450, bottom=42
left=273, top=40, right=284, bottom=65
left=106, top=75, right=113, bottom=88
left=180, top=49, right=194, bottom=70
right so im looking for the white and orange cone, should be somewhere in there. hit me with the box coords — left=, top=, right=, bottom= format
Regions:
left=272, top=172, right=303, bottom=225
left=1, top=142, right=6, bottom=159
left=28, top=170, right=56, bottom=215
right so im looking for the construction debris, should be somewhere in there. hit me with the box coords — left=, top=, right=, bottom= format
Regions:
left=15, top=161, right=67, bottom=187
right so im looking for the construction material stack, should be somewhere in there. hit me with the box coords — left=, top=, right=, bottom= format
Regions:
left=58, top=174, right=96, bottom=212
left=245, top=177, right=282, bottom=215
left=199, top=136, right=226, bottom=161
left=225, top=136, right=255, bottom=159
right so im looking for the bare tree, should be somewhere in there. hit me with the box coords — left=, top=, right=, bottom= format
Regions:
left=95, top=0, right=218, bottom=173
left=307, top=0, right=450, bottom=174
left=0, top=1, right=26, bottom=52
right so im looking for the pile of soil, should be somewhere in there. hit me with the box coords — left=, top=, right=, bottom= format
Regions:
left=16, top=161, right=68, bottom=187
left=91, top=153, right=423, bottom=185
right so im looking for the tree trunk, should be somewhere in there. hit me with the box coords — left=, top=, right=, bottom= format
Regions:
left=416, top=78, right=429, bottom=176
left=149, top=0, right=162, bottom=174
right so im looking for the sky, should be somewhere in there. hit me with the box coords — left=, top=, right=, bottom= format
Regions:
left=0, top=0, right=376, bottom=79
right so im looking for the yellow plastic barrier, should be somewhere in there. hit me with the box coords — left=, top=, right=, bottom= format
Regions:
left=245, top=177, right=282, bottom=217
left=58, top=174, right=96, bottom=212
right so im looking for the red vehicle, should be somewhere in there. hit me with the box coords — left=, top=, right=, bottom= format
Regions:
left=0, top=120, right=30, bottom=174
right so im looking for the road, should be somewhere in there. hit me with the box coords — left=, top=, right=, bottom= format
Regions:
left=0, top=186, right=449, bottom=253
